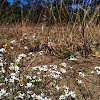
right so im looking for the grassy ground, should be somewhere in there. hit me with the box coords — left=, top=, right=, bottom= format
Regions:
left=0, top=24, right=100, bottom=100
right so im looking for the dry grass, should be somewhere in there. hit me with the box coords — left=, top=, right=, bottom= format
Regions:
left=0, top=22, right=100, bottom=100
left=0, top=1, right=100, bottom=100
left=0, top=22, right=100, bottom=57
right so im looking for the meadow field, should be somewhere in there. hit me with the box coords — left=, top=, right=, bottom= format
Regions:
left=0, top=0, right=100, bottom=100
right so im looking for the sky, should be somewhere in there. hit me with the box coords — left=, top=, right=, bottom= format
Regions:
left=6, top=0, right=90, bottom=11
left=7, top=0, right=93, bottom=3
left=7, top=0, right=95, bottom=4
left=7, top=0, right=26, bottom=4
left=7, top=0, right=99, bottom=8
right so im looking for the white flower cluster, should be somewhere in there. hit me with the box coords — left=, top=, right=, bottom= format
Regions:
left=16, top=53, right=26, bottom=63
left=76, top=79, right=82, bottom=84
left=28, top=52, right=34, bottom=56
left=0, top=62, right=3, bottom=67
left=91, top=71, right=94, bottom=74
left=15, top=91, right=52, bottom=100
left=59, top=86, right=76, bottom=100
left=33, top=65, right=48, bottom=72
left=38, top=51, right=43, bottom=56
left=9, top=63, right=19, bottom=73
left=59, top=63, right=67, bottom=73
left=24, top=75, right=42, bottom=83
left=0, top=83, right=5, bottom=86
left=32, top=77, right=42, bottom=82
left=25, top=75, right=32, bottom=80
left=10, top=40, right=16, bottom=44
left=3, top=44, right=7, bottom=48
left=50, top=70, right=61, bottom=79
left=59, top=63, right=66, bottom=67
left=0, top=48, right=6, bottom=53
left=50, top=64, right=58, bottom=70
left=24, top=46, right=28, bottom=50
left=0, top=89, right=8, bottom=99
left=0, top=54, right=6, bottom=73
left=31, top=93, right=52, bottom=100
left=68, top=55, right=77, bottom=60
left=78, top=80, right=82, bottom=84
left=33, top=64, right=67, bottom=79
left=32, top=33, right=37, bottom=40
left=95, top=66, right=100, bottom=75
left=24, top=33, right=27, bottom=36
left=25, top=83, right=34, bottom=88
left=9, top=73, right=19, bottom=83
left=14, top=91, right=25, bottom=99
left=0, top=67, right=5, bottom=73
left=78, top=72, right=85, bottom=77
left=60, top=68, right=66, bottom=73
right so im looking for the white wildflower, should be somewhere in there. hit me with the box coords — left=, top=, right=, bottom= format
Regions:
left=27, top=91, right=32, bottom=94
left=0, top=48, right=6, bottom=53
left=59, top=63, right=66, bottom=67
left=31, top=93, right=37, bottom=98
left=10, top=73, right=16, bottom=79
left=78, top=72, right=85, bottom=77
left=78, top=80, right=82, bottom=84
left=64, top=90, right=70, bottom=97
left=63, top=86, right=69, bottom=90
left=33, top=66, right=38, bottom=70
left=55, top=85, right=60, bottom=91
left=24, top=46, right=28, bottom=50
left=43, top=75, right=47, bottom=77
left=14, top=65, right=19, bottom=73
left=24, top=33, right=27, bottom=36
left=37, top=72, right=41, bottom=74
left=32, top=35, right=35, bottom=39
left=0, top=89, right=6, bottom=95
left=59, top=95, right=65, bottom=100
left=5, top=78, right=8, bottom=82
left=0, top=62, right=3, bottom=67
left=10, top=40, right=15, bottom=44
left=42, top=65, right=48, bottom=71
left=95, top=66, right=100, bottom=70
left=27, top=57, right=30, bottom=60
left=9, top=63, right=15, bottom=70
left=26, top=83, right=33, bottom=88
left=38, top=51, right=43, bottom=56
left=48, top=42, right=50, bottom=47
left=96, top=70, right=100, bottom=75
left=52, top=65, right=57, bottom=70
left=37, top=95, right=43, bottom=99
left=60, top=68, right=66, bottom=73
left=68, top=55, right=77, bottom=60
left=32, top=33, right=36, bottom=39
left=18, top=93, right=25, bottom=99
left=0, top=54, right=2, bottom=56
left=32, top=54, right=34, bottom=56
left=3, top=44, right=7, bottom=48
left=52, top=73, right=60, bottom=79
left=19, top=54, right=26, bottom=57
left=70, top=66, right=73, bottom=69
left=0, top=83, right=5, bottom=86
left=1, top=67, right=5, bottom=73
left=33, top=76, right=36, bottom=79
left=28, top=52, right=33, bottom=55
left=25, top=75, right=32, bottom=79
left=10, top=46, right=14, bottom=49
left=9, top=78, right=14, bottom=83
left=91, top=71, right=94, bottom=74
left=41, top=92, right=44, bottom=97
left=69, top=91, right=76, bottom=98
